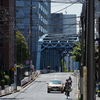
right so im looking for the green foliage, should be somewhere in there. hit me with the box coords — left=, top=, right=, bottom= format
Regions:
left=17, top=65, right=20, bottom=68
left=0, top=70, right=6, bottom=79
left=72, top=42, right=82, bottom=63
left=1, top=79, right=5, bottom=88
left=0, top=70, right=6, bottom=75
left=62, top=59, right=73, bottom=72
left=9, top=79, right=14, bottom=85
left=16, top=31, right=29, bottom=64
left=72, top=42, right=99, bottom=65
left=9, top=69, right=14, bottom=80
left=3, top=69, right=9, bottom=75
left=4, top=75, right=10, bottom=85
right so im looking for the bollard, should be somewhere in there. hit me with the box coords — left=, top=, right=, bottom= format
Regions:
left=83, top=66, right=87, bottom=100
left=4, top=85, right=7, bottom=94
left=0, top=86, right=1, bottom=95
left=7, top=85, right=9, bottom=93
left=11, top=84, right=14, bottom=92
left=11, top=84, right=15, bottom=92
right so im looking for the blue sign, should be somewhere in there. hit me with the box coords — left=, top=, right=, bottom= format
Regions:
left=26, top=60, right=30, bottom=65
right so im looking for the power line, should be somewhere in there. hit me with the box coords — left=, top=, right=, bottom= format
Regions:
left=1, top=1, right=80, bottom=17
left=52, top=2, right=77, bottom=13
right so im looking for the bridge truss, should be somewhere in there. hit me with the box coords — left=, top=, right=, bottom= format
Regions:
left=36, top=34, right=78, bottom=71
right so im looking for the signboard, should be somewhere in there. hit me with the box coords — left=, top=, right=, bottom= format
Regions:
left=12, top=66, right=17, bottom=72
left=26, top=60, right=30, bottom=65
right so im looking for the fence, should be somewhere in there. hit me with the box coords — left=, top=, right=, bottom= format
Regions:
left=0, top=84, right=16, bottom=96
left=0, top=71, right=38, bottom=96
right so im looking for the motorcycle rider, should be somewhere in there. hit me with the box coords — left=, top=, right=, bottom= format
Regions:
left=68, top=76, right=72, bottom=86
left=63, top=79, right=71, bottom=96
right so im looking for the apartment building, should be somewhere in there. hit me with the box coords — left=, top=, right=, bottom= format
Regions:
left=51, top=13, right=76, bottom=35
left=0, top=0, right=14, bottom=69
left=16, top=0, right=51, bottom=66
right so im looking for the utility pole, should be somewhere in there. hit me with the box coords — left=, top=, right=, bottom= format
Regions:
left=14, top=0, right=17, bottom=90
left=21, top=41, right=22, bottom=64
left=35, top=29, right=36, bottom=71
left=80, top=14, right=84, bottom=100
left=30, top=0, right=32, bottom=70
left=87, top=0, right=95, bottom=100
left=28, top=33, right=30, bottom=76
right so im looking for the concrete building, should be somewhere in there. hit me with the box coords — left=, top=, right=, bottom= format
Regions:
left=63, top=14, right=76, bottom=35
left=51, top=13, right=76, bottom=35
left=0, top=0, right=14, bottom=69
left=16, top=0, right=51, bottom=66
left=51, top=13, right=63, bottom=34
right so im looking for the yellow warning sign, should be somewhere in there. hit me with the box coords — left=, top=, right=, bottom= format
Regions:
left=12, top=66, right=17, bottom=72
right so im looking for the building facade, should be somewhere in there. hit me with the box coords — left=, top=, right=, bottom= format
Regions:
left=16, top=0, right=51, bottom=66
left=51, top=13, right=63, bottom=34
left=51, top=13, right=76, bottom=35
left=63, top=14, right=76, bottom=35
left=0, top=0, right=14, bottom=70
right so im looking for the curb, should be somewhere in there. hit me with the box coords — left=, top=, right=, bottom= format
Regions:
left=72, top=73, right=80, bottom=98
left=0, top=73, right=40, bottom=97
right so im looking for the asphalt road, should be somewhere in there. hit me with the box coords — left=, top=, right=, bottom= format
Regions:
left=0, top=72, right=78, bottom=100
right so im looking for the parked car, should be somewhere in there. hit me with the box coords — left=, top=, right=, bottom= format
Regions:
left=47, top=79, right=64, bottom=93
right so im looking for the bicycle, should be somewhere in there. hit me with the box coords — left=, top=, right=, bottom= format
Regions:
left=65, top=88, right=70, bottom=99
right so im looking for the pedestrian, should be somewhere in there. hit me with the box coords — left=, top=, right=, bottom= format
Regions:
left=47, top=66, right=51, bottom=73
left=55, top=66, right=58, bottom=72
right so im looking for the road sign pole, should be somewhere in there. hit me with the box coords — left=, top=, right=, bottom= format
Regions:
left=14, top=64, right=17, bottom=90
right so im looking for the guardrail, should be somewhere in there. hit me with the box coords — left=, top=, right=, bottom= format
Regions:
left=0, top=84, right=16, bottom=96
left=0, top=71, right=39, bottom=97
left=21, top=72, right=34, bottom=86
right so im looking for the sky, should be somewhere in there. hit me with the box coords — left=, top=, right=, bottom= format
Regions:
left=51, top=2, right=83, bottom=33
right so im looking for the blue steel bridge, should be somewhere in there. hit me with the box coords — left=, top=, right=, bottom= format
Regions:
left=36, top=34, right=78, bottom=72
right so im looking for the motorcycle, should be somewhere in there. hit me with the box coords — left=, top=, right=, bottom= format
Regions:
left=68, top=80, right=72, bottom=86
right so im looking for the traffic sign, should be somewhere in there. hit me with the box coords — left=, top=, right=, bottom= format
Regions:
left=12, top=66, right=17, bottom=72
left=26, top=60, right=30, bottom=65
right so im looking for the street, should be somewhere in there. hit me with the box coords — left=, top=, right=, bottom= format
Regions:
left=0, top=72, right=78, bottom=100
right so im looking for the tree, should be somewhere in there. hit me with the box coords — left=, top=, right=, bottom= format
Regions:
left=72, top=42, right=99, bottom=66
left=72, top=42, right=82, bottom=63
left=16, top=31, right=29, bottom=64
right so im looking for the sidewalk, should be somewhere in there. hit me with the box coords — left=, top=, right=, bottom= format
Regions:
left=72, top=71, right=100, bottom=100
left=96, top=95, right=100, bottom=100
left=0, top=71, right=39, bottom=97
